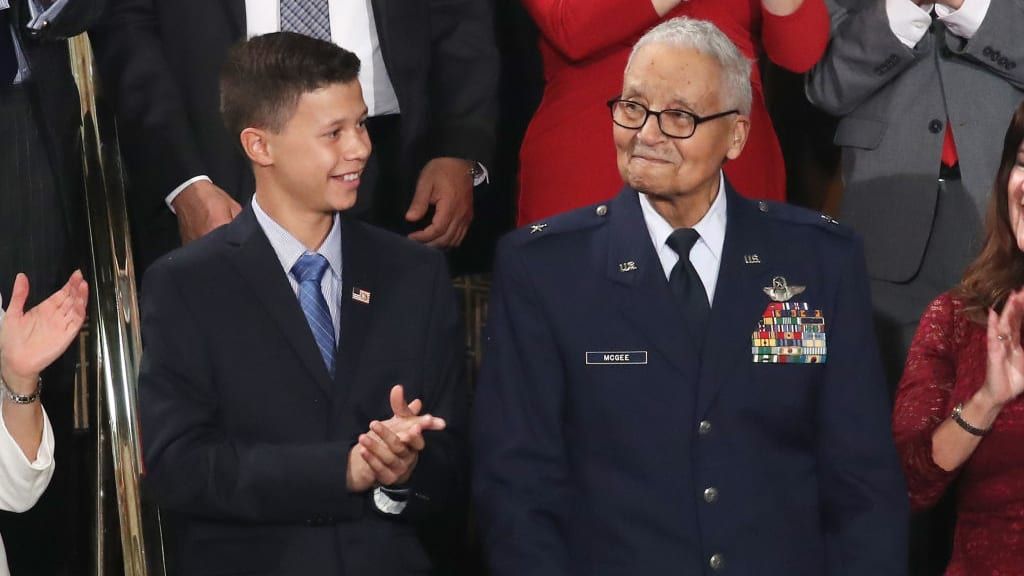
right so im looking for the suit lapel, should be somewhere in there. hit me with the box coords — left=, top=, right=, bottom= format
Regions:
left=226, top=207, right=334, bottom=395
left=334, top=217, right=378, bottom=406
left=223, top=0, right=246, bottom=39
left=606, top=188, right=697, bottom=377
left=694, top=186, right=775, bottom=417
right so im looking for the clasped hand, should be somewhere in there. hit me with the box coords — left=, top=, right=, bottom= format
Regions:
left=346, top=385, right=446, bottom=492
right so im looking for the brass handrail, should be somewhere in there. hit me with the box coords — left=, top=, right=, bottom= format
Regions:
left=68, top=33, right=165, bottom=576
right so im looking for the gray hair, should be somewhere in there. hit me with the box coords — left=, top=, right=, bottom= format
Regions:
left=626, top=17, right=753, bottom=115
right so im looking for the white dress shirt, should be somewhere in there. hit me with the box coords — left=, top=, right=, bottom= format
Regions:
left=638, top=174, right=728, bottom=305
left=0, top=294, right=56, bottom=576
left=886, top=0, right=991, bottom=48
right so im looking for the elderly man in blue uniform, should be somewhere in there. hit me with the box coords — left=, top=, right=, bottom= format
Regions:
left=473, top=16, right=908, bottom=576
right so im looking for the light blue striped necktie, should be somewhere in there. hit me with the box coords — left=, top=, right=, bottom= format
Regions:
left=279, top=0, right=332, bottom=41
left=291, top=253, right=335, bottom=377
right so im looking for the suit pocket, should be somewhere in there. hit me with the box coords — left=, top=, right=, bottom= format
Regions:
left=834, top=117, right=886, bottom=150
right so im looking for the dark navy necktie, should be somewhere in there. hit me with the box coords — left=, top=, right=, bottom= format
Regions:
left=667, top=228, right=711, bottom=336
left=291, top=253, right=336, bottom=377
left=0, top=9, right=17, bottom=85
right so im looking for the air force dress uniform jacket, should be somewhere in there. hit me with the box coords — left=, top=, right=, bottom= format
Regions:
left=473, top=184, right=909, bottom=576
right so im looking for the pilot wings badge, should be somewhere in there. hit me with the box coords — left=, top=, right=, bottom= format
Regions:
left=763, top=276, right=805, bottom=302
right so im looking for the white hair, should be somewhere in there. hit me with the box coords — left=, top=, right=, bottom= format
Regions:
left=626, top=17, right=753, bottom=115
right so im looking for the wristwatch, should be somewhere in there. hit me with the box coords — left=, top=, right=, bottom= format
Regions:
left=951, top=402, right=990, bottom=436
left=0, top=373, right=43, bottom=405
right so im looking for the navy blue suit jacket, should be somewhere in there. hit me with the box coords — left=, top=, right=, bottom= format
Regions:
left=138, top=207, right=467, bottom=576
left=473, top=184, right=908, bottom=575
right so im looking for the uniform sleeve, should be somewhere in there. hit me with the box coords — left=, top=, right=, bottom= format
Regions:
left=472, top=238, right=571, bottom=576
left=138, top=262, right=364, bottom=524
left=891, top=294, right=961, bottom=512
left=0, top=404, right=55, bottom=513
left=521, top=0, right=662, bottom=62
left=760, top=0, right=831, bottom=73
left=817, top=238, right=909, bottom=575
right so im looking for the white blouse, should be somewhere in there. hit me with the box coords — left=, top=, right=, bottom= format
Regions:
left=0, top=400, right=54, bottom=576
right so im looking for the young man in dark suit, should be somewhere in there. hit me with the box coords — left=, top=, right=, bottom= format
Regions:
left=138, top=32, right=467, bottom=576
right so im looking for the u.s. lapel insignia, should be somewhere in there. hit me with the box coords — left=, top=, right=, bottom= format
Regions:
left=352, top=287, right=371, bottom=304
left=763, top=276, right=805, bottom=302
left=619, top=261, right=638, bottom=273
left=744, top=254, right=761, bottom=264
left=530, top=223, right=548, bottom=234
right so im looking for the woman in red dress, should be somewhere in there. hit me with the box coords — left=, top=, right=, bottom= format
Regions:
left=516, top=0, right=829, bottom=226
left=893, top=100, right=1024, bottom=576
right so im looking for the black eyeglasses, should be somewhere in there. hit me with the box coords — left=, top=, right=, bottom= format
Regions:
left=607, top=97, right=739, bottom=139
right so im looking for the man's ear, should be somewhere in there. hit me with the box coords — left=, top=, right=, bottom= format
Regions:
left=240, top=127, right=273, bottom=167
left=725, top=115, right=751, bottom=161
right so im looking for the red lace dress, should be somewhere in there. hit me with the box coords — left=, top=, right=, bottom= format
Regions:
left=893, top=292, right=1024, bottom=576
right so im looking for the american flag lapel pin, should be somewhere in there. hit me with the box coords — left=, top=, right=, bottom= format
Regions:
left=352, top=287, right=372, bottom=304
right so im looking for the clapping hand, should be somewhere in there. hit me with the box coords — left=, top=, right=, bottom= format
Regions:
left=346, top=385, right=446, bottom=492
left=0, top=271, right=89, bottom=394
left=982, top=289, right=1024, bottom=408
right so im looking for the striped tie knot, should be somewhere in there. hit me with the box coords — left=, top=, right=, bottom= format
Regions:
left=291, top=253, right=330, bottom=284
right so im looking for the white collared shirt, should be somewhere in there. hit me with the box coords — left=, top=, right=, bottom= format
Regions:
left=886, top=0, right=990, bottom=48
left=244, top=0, right=399, bottom=118
left=0, top=294, right=56, bottom=576
left=638, top=174, right=727, bottom=305
left=251, top=195, right=343, bottom=340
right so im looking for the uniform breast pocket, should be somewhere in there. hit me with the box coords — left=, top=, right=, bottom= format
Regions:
left=744, top=363, right=824, bottom=429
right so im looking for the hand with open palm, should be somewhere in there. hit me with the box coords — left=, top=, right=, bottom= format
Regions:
left=982, top=289, right=1024, bottom=409
left=0, top=271, right=89, bottom=394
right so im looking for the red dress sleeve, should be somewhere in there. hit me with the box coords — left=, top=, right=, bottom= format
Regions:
left=520, top=0, right=662, bottom=62
left=760, top=0, right=830, bottom=73
left=892, top=293, right=963, bottom=511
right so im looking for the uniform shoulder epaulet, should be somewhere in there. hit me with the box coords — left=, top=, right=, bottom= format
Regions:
left=753, top=200, right=854, bottom=238
left=509, top=202, right=611, bottom=245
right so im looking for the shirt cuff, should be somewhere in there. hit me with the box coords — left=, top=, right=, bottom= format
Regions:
left=166, top=175, right=212, bottom=214
left=886, top=0, right=933, bottom=48
left=934, top=0, right=990, bottom=38
left=372, top=486, right=409, bottom=515
left=26, top=0, right=70, bottom=30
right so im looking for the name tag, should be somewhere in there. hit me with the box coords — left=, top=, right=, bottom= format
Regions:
left=586, top=351, right=648, bottom=365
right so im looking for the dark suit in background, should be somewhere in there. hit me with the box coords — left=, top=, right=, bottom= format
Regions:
left=0, top=1, right=104, bottom=573
left=139, top=207, right=467, bottom=576
left=91, top=0, right=498, bottom=274
left=474, top=185, right=909, bottom=576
